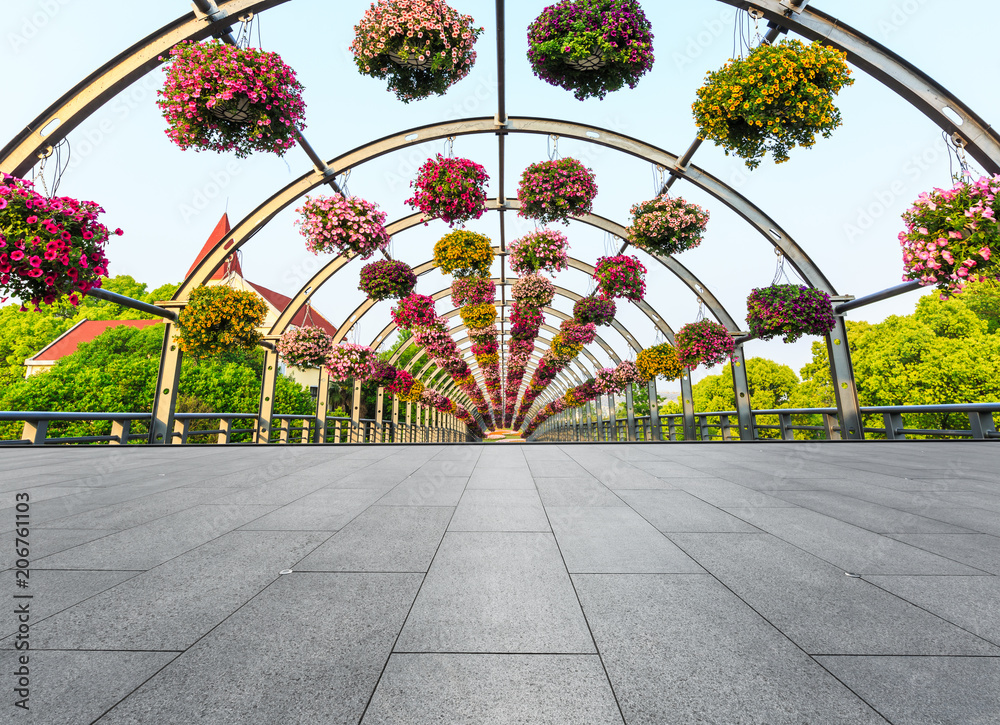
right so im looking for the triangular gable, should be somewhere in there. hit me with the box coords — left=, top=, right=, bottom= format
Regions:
left=185, top=213, right=241, bottom=281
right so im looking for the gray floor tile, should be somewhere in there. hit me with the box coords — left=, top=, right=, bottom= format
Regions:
left=548, top=507, right=703, bottom=574
left=619, top=490, right=759, bottom=532
left=377, top=477, right=469, bottom=506
left=574, top=574, right=888, bottom=725
left=396, top=532, right=594, bottom=653
left=629, top=460, right=717, bottom=478
left=534, top=478, right=625, bottom=507
left=770, top=490, right=977, bottom=534
left=726, top=507, right=988, bottom=575
left=816, top=656, right=1000, bottom=725
left=35, top=486, right=236, bottom=531
left=449, top=489, right=550, bottom=532
left=0, top=650, right=177, bottom=724
left=888, top=533, right=1000, bottom=574
left=0, top=528, right=114, bottom=565
left=95, top=573, right=422, bottom=725
left=21, top=531, right=328, bottom=651
left=361, top=653, right=623, bottom=724
left=34, top=505, right=275, bottom=570
left=672, top=534, right=998, bottom=655
left=673, top=477, right=799, bottom=507
left=239, top=489, right=381, bottom=531
left=526, top=459, right=592, bottom=478
left=297, top=506, right=452, bottom=572
left=467, top=468, right=536, bottom=489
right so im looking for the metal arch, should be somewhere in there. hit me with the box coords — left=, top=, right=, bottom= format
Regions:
left=0, top=0, right=293, bottom=178
left=731, top=0, right=1000, bottom=175
left=177, top=116, right=837, bottom=302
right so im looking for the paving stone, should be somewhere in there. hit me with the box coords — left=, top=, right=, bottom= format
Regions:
left=548, top=506, right=703, bottom=574
left=725, top=507, right=987, bottom=575
left=672, top=477, right=799, bottom=507
left=20, top=531, right=329, bottom=651
left=377, top=476, right=469, bottom=506
left=0, top=650, right=177, bottom=724
left=239, top=489, right=381, bottom=531
left=0, top=528, right=114, bottom=566
left=816, top=656, right=1000, bottom=725
left=35, top=486, right=236, bottom=531
left=94, top=573, right=421, bottom=725
left=770, top=490, right=976, bottom=534
left=448, top=489, right=548, bottom=532
left=865, top=575, right=1000, bottom=646
left=396, top=532, right=594, bottom=653
left=297, top=506, right=452, bottom=572
left=887, top=533, right=1000, bottom=575
left=902, top=505, right=1000, bottom=536
left=467, top=468, right=536, bottom=489
left=362, top=653, right=623, bottom=725
left=618, top=490, right=759, bottom=533
left=34, top=504, right=274, bottom=570
left=628, top=460, right=717, bottom=478
left=672, top=533, right=998, bottom=656
left=526, top=459, right=592, bottom=478
left=534, top=478, right=626, bottom=507
left=574, top=574, right=888, bottom=725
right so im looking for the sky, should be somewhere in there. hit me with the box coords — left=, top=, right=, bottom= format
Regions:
left=2, top=0, right=997, bottom=390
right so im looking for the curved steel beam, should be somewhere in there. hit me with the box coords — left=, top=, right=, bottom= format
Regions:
left=731, top=0, right=1000, bottom=175
left=0, top=0, right=292, bottom=177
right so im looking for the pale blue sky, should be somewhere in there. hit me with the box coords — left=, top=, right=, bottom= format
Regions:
left=2, top=0, right=997, bottom=384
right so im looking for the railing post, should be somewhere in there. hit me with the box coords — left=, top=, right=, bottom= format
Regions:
left=730, top=346, right=756, bottom=441
left=779, top=413, right=793, bottom=441
left=681, top=370, right=697, bottom=441
left=647, top=378, right=662, bottom=442
left=699, top=415, right=711, bottom=441
left=351, top=379, right=362, bottom=443
left=595, top=396, right=605, bottom=441
left=969, top=410, right=997, bottom=440
left=883, top=412, right=906, bottom=440
left=110, top=418, right=131, bottom=445
left=314, top=370, right=330, bottom=443
left=719, top=414, right=733, bottom=441
left=392, top=396, right=400, bottom=442
left=278, top=417, right=290, bottom=444
left=823, top=412, right=841, bottom=440
left=607, top=394, right=618, bottom=442
left=625, top=384, right=637, bottom=442
left=21, top=418, right=48, bottom=445
left=826, top=316, right=865, bottom=440
left=217, top=417, right=232, bottom=445
left=301, top=419, right=312, bottom=444
left=375, top=387, right=385, bottom=444
left=149, top=318, right=184, bottom=445
left=255, top=347, right=280, bottom=444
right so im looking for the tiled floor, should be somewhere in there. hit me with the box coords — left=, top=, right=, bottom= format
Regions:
left=1, top=442, right=998, bottom=724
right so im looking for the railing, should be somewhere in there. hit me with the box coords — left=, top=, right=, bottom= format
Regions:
left=0, top=412, right=477, bottom=445
left=532, top=403, right=1000, bottom=442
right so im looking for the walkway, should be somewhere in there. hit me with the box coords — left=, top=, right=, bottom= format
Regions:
left=2, top=442, right=999, bottom=724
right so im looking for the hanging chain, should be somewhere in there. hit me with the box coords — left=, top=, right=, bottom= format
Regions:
left=943, top=130, right=976, bottom=180
left=695, top=298, right=707, bottom=322
left=236, top=13, right=254, bottom=48
left=336, top=168, right=352, bottom=197
left=652, top=164, right=667, bottom=196
left=547, top=134, right=560, bottom=161
left=32, top=139, right=71, bottom=198
left=444, top=136, right=455, bottom=158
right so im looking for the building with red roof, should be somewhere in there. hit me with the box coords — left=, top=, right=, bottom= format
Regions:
left=25, top=319, right=162, bottom=377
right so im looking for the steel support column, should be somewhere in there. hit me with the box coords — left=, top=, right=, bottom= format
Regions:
left=826, top=316, right=865, bottom=440
left=351, top=380, right=362, bottom=443
left=625, top=385, right=638, bottom=442
left=681, top=371, right=697, bottom=441
left=315, top=370, right=330, bottom=443
left=149, top=320, right=183, bottom=445
left=647, top=378, right=662, bottom=442
left=730, top=346, right=756, bottom=441
left=255, top=348, right=280, bottom=444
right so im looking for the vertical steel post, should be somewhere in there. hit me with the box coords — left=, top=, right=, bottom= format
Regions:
left=314, top=370, right=330, bottom=443
left=392, top=395, right=400, bottom=443
left=596, top=395, right=605, bottom=441
left=607, top=394, right=618, bottom=441
left=730, top=346, right=756, bottom=441
left=149, top=320, right=183, bottom=444
left=826, top=316, right=865, bottom=440
left=625, top=385, right=637, bottom=442
left=351, top=379, right=362, bottom=443
left=681, top=370, right=697, bottom=441
left=376, top=387, right=385, bottom=443
left=406, top=401, right=412, bottom=443
left=255, top=348, right=280, bottom=445
left=647, top=378, right=662, bottom=442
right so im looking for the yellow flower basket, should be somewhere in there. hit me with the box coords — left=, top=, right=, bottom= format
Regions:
left=460, top=302, right=497, bottom=329
left=434, top=230, right=494, bottom=277
left=176, top=285, right=268, bottom=357
left=636, top=342, right=684, bottom=381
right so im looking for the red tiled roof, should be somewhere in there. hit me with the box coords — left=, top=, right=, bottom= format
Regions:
left=27, top=319, right=162, bottom=363
left=185, top=213, right=242, bottom=281
left=245, top=280, right=338, bottom=336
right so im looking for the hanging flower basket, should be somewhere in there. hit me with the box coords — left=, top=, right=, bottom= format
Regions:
left=434, top=230, right=494, bottom=277
left=176, top=285, right=268, bottom=357
left=693, top=39, right=854, bottom=170
left=350, top=0, right=484, bottom=103
left=460, top=302, right=497, bottom=330
left=451, top=275, right=496, bottom=306
left=391, top=293, right=439, bottom=330
left=675, top=319, right=734, bottom=369
left=369, top=359, right=400, bottom=387
left=518, top=158, right=598, bottom=225
left=627, top=195, right=709, bottom=256
left=414, top=325, right=458, bottom=360
left=511, top=303, right=544, bottom=341
left=511, top=273, right=556, bottom=308
left=359, top=259, right=417, bottom=301
left=326, top=342, right=376, bottom=382
left=526, top=0, right=655, bottom=101
left=611, top=360, right=646, bottom=388
left=593, top=254, right=646, bottom=301
left=509, top=228, right=570, bottom=275
left=636, top=342, right=684, bottom=381
left=276, top=325, right=334, bottom=369
left=296, top=194, right=390, bottom=259
left=0, top=175, right=121, bottom=310
left=593, top=367, right=621, bottom=395
left=157, top=40, right=306, bottom=157
left=560, top=319, right=596, bottom=346
left=406, top=154, right=489, bottom=226
left=746, top=284, right=836, bottom=343
left=550, top=333, right=583, bottom=363
left=900, top=175, right=1000, bottom=297
left=572, top=296, right=615, bottom=326
left=389, top=370, right=423, bottom=402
